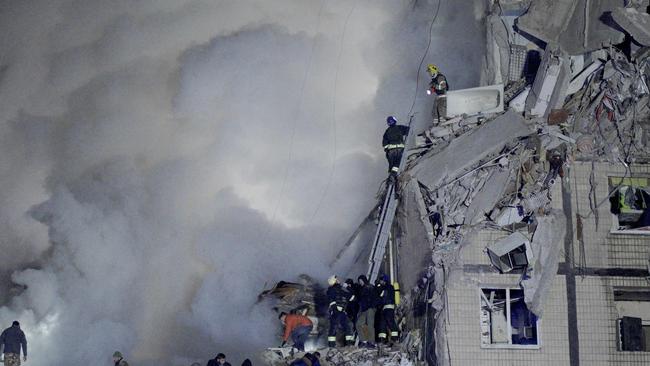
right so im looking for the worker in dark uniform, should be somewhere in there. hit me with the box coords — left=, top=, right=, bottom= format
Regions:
left=382, top=116, right=409, bottom=182
left=376, top=274, right=399, bottom=344
left=426, top=64, right=449, bottom=123
left=326, top=275, right=354, bottom=347
left=355, top=275, right=378, bottom=348
left=343, top=278, right=359, bottom=330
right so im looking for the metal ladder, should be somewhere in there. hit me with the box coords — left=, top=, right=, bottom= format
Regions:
left=367, top=116, right=413, bottom=283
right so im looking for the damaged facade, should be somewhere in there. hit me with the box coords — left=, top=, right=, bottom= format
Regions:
left=397, top=1, right=650, bottom=365
left=261, top=1, right=650, bottom=365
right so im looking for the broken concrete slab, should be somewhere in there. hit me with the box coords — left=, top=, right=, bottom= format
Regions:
left=613, top=7, right=650, bottom=46
left=465, top=168, right=512, bottom=225
left=410, top=110, right=531, bottom=191
left=445, top=84, right=505, bottom=118
left=509, top=86, right=530, bottom=112
left=517, top=0, right=580, bottom=46
left=517, top=0, right=625, bottom=55
left=566, top=59, right=604, bottom=95
left=397, top=179, right=435, bottom=290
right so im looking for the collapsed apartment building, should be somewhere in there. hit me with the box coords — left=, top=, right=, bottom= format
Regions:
left=263, top=1, right=650, bottom=365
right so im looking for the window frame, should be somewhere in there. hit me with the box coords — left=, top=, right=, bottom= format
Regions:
left=615, top=288, right=650, bottom=352
left=478, top=286, right=542, bottom=350
left=608, top=176, right=650, bottom=235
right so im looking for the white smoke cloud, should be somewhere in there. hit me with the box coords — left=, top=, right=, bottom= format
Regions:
left=0, top=0, right=484, bottom=365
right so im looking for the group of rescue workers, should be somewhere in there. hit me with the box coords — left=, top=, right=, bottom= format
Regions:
left=277, top=63, right=449, bottom=354
left=279, top=274, right=399, bottom=352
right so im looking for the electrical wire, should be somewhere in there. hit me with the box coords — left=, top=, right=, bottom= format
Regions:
left=307, top=2, right=357, bottom=224
left=407, top=0, right=442, bottom=117
left=264, top=0, right=325, bottom=239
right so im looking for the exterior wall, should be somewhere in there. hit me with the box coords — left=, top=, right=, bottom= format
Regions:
left=444, top=161, right=650, bottom=365
left=576, top=276, right=650, bottom=365
left=570, top=162, right=650, bottom=269
left=446, top=273, right=569, bottom=366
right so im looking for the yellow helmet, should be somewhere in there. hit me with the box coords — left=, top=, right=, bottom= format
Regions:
left=327, top=275, right=338, bottom=286
left=427, top=63, right=439, bottom=76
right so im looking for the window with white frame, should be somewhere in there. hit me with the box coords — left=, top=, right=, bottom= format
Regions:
left=615, top=289, right=650, bottom=352
left=480, top=287, right=540, bottom=348
left=609, top=177, right=650, bottom=233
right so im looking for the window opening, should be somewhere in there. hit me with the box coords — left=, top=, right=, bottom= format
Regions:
left=480, top=288, right=540, bottom=348
left=609, top=177, right=650, bottom=233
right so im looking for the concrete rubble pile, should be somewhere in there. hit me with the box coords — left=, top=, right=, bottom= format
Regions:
left=262, top=347, right=415, bottom=366
left=395, top=1, right=650, bottom=365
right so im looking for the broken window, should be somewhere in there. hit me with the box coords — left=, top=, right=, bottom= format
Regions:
left=480, top=288, right=540, bottom=348
left=615, top=289, right=650, bottom=352
left=486, top=232, right=533, bottom=273
left=609, top=177, right=650, bottom=233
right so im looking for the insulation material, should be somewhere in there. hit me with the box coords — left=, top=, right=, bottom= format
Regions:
left=521, top=210, right=567, bottom=317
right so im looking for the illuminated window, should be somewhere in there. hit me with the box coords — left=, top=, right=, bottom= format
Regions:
left=609, top=177, right=650, bottom=233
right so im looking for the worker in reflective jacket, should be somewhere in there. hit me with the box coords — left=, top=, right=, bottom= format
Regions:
left=326, top=275, right=354, bottom=347
left=426, top=64, right=449, bottom=123
left=382, top=116, right=409, bottom=181
left=376, top=274, right=399, bottom=344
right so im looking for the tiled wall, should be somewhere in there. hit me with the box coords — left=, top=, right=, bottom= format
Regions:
left=446, top=273, right=569, bottom=366
left=570, top=162, right=650, bottom=269
left=576, top=276, right=650, bottom=365
left=443, top=161, right=650, bottom=365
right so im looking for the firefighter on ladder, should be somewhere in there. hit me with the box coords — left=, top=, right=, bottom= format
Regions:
left=326, top=275, right=354, bottom=347
left=382, top=116, right=409, bottom=184
left=426, top=64, right=449, bottom=123
left=376, top=274, right=399, bottom=344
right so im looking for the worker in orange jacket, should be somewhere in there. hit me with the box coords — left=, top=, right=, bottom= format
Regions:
left=279, top=312, right=313, bottom=351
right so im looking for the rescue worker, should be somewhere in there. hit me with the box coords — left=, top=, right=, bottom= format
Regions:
left=207, top=353, right=232, bottom=366
left=112, top=351, right=129, bottom=366
left=376, top=274, right=399, bottom=344
left=279, top=312, right=314, bottom=351
left=355, top=275, right=377, bottom=348
left=426, top=64, right=449, bottom=123
left=326, top=275, right=354, bottom=347
left=0, top=321, right=27, bottom=366
left=343, top=278, right=359, bottom=329
left=382, top=116, right=410, bottom=182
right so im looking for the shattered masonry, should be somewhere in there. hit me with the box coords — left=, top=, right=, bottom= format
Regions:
left=262, top=1, right=650, bottom=365
left=400, top=0, right=650, bottom=365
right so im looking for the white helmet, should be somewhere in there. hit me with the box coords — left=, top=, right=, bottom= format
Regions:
left=327, top=275, right=338, bottom=286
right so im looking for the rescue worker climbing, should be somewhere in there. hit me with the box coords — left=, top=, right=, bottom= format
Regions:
left=426, top=64, right=449, bottom=123
left=382, top=116, right=409, bottom=182
left=279, top=312, right=313, bottom=352
left=326, top=275, right=354, bottom=347
left=376, top=274, right=399, bottom=344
